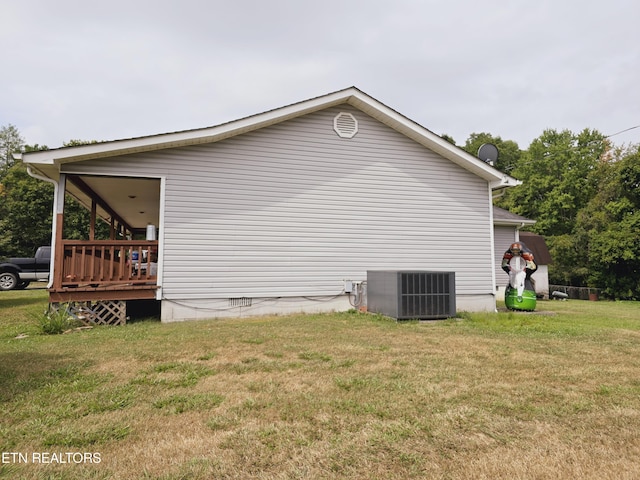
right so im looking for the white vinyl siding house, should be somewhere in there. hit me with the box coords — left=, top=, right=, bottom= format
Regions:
left=22, top=87, right=521, bottom=321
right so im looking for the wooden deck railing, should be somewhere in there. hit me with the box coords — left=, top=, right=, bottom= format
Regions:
left=53, top=240, right=158, bottom=289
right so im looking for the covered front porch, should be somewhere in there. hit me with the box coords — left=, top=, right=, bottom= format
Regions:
left=48, top=173, right=162, bottom=315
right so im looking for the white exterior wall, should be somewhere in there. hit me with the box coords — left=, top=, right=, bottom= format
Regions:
left=494, top=225, right=516, bottom=298
left=64, top=105, right=497, bottom=320
left=533, top=265, right=550, bottom=299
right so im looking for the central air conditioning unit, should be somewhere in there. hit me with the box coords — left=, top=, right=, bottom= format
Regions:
left=367, top=271, right=456, bottom=320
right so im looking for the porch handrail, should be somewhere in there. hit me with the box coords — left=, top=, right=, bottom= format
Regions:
left=54, top=240, right=159, bottom=289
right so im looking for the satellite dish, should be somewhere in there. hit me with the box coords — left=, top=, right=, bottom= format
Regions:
left=477, top=143, right=499, bottom=166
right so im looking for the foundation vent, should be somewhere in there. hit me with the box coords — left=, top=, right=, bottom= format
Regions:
left=229, top=297, right=253, bottom=307
left=333, top=112, right=358, bottom=138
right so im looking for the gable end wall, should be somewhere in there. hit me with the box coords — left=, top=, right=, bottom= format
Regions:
left=63, top=105, right=496, bottom=318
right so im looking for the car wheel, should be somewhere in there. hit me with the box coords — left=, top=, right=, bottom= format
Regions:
left=0, top=272, right=19, bottom=291
left=15, top=280, right=31, bottom=290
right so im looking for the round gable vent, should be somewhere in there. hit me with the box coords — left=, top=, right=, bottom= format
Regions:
left=333, top=112, right=358, bottom=138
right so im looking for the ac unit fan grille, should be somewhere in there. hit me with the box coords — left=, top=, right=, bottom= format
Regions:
left=367, top=270, right=456, bottom=320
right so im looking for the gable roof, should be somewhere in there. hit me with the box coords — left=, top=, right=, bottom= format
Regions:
left=20, top=86, right=520, bottom=190
left=493, top=206, right=536, bottom=227
left=519, top=231, right=553, bottom=264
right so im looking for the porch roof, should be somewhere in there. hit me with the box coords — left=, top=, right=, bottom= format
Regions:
left=493, top=206, right=536, bottom=227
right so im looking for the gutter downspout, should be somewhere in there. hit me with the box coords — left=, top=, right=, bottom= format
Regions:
left=488, top=184, right=499, bottom=312
left=492, top=188, right=506, bottom=200
left=26, top=166, right=58, bottom=289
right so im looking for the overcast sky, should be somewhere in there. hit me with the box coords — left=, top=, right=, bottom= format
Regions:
left=3, top=0, right=639, bottom=150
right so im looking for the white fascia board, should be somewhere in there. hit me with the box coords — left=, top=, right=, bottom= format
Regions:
left=345, top=90, right=520, bottom=188
left=20, top=86, right=520, bottom=189
left=21, top=89, right=357, bottom=171
left=493, top=218, right=536, bottom=227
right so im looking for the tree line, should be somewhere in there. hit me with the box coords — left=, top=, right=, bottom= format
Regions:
left=1, top=123, right=639, bottom=299
left=458, top=129, right=640, bottom=300
left=0, top=125, right=109, bottom=258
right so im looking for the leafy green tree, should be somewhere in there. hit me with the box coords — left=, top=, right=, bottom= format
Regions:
left=0, top=158, right=112, bottom=258
left=440, top=133, right=457, bottom=145
left=0, top=126, right=112, bottom=257
left=62, top=197, right=112, bottom=240
left=499, top=128, right=607, bottom=235
left=576, top=145, right=640, bottom=298
left=498, top=128, right=608, bottom=286
left=0, top=124, right=24, bottom=173
left=63, top=139, right=100, bottom=147
left=462, top=132, right=522, bottom=173
left=0, top=159, right=53, bottom=257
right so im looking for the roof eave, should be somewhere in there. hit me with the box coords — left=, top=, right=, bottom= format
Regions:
left=20, top=86, right=519, bottom=188
left=489, top=177, right=522, bottom=190
left=21, top=88, right=358, bottom=171
left=493, top=219, right=536, bottom=227
left=345, top=91, right=520, bottom=187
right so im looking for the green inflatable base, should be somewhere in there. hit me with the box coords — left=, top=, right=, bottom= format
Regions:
left=505, top=287, right=537, bottom=311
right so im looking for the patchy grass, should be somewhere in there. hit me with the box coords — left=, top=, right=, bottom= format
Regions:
left=1, top=289, right=640, bottom=479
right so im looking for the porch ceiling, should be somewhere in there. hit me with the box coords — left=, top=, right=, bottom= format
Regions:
left=67, top=176, right=160, bottom=233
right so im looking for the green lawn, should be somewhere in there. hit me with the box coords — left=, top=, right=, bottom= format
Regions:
left=1, top=289, right=640, bottom=479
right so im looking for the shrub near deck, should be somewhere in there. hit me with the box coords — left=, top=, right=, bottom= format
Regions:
left=1, top=289, right=640, bottom=479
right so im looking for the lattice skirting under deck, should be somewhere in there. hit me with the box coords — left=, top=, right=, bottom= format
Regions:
left=52, top=300, right=127, bottom=326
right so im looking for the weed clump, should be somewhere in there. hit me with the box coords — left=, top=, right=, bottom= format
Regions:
left=38, top=307, right=81, bottom=335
